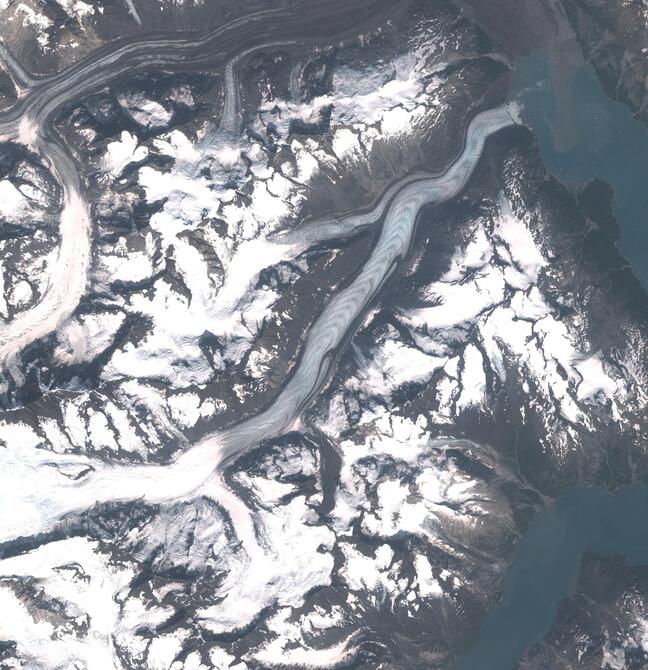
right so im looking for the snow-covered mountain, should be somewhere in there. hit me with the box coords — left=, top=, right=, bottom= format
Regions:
left=0, top=1, right=647, bottom=669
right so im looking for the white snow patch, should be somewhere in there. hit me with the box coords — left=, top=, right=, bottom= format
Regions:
left=0, top=537, right=134, bottom=669
left=402, top=257, right=506, bottom=334
left=349, top=330, right=446, bottom=400
left=0, top=180, right=30, bottom=221
left=168, top=392, right=202, bottom=428
left=414, top=554, right=443, bottom=598
left=11, top=279, right=32, bottom=306
left=54, top=0, right=94, bottom=18
left=118, top=92, right=173, bottom=130
left=576, top=353, right=620, bottom=402
left=457, top=344, right=487, bottom=411
left=197, top=495, right=335, bottom=635
left=104, top=131, right=148, bottom=177
left=15, top=3, right=52, bottom=29
left=495, top=195, right=546, bottom=286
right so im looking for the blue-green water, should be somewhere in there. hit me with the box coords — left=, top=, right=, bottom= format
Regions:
left=454, top=46, right=648, bottom=669
left=510, top=48, right=648, bottom=286
left=454, top=483, right=648, bottom=670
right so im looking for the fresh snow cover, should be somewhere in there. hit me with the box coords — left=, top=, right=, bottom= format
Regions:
left=167, top=391, right=202, bottom=428
left=396, top=211, right=626, bottom=429
left=414, top=553, right=444, bottom=598
left=97, top=43, right=448, bottom=390
left=330, top=412, right=431, bottom=470
left=101, top=126, right=303, bottom=386
left=197, top=495, right=335, bottom=635
left=15, top=2, right=52, bottom=30
left=0, top=419, right=42, bottom=449
left=332, top=413, right=486, bottom=537
left=441, top=225, right=492, bottom=282
left=104, top=131, right=149, bottom=177
left=495, top=195, right=546, bottom=286
left=348, top=326, right=446, bottom=400
left=576, top=352, right=620, bottom=402
left=2, top=10, right=643, bottom=666
left=252, top=637, right=354, bottom=669
left=0, top=261, right=8, bottom=319
left=248, top=606, right=353, bottom=669
left=87, top=409, right=120, bottom=451
left=240, top=471, right=295, bottom=504
left=381, top=105, right=417, bottom=135
left=339, top=540, right=439, bottom=615
left=456, top=343, right=487, bottom=410
left=361, top=477, right=429, bottom=538
left=509, top=286, right=551, bottom=321
left=245, top=346, right=274, bottom=379
left=54, top=0, right=94, bottom=18
left=0, top=537, right=134, bottom=669
left=104, top=279, right=217, bottom=386
left=402, top=267, right=506, bottom=332
left=50, top=396, right=150, bottom=462
left=332, top=127, right=362, bottom=159
left=273, top=54, right=427, bottom=130
left=118, top=92, right=173, bottom=130
left=0, top=178, right=31, bottom=221
left=11, top=278, right=32, bottom=305
left=54, top=311, right=126, bottom=364
left=339, top=542, right=402, bottom=597
left=99, top=234, right=156, bottom=283
left=147, top=636, right=184, bottom=670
